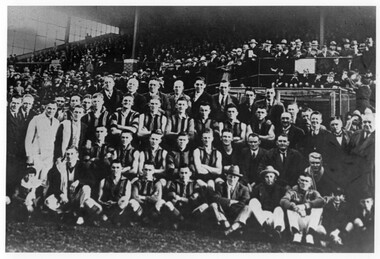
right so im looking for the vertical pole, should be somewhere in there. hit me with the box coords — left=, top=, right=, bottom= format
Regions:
left=131, top=7, right=139, bottom=59
left=319, top=7, right=325, bottom=45
left=65, top=16, right=71, bottom=44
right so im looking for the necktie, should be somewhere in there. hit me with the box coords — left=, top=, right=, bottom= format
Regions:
left=251, top=151, right=256, bottom=160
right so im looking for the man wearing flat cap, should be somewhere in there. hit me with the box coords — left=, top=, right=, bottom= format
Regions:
left=244, top=166, right=286, bottom=240
left=209, top=165, right=250, bottom=231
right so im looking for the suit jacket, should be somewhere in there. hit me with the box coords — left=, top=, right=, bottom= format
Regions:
left=54, top=120, right=88, bottom=160
left=45, top=161, right=95, bottom=200
left=101, top=89, right=123, bottom=113
left=259, top=148, right=306, bottom=187
left=239, top=147, right=268, bottom=185
left=213, top=181, right=250, bottom=218
left=7, top=109, right=23, bottom=158
left=275, top=124, right=305, bottom=149
left=301, top=128, right=330, bottom=157
left=238, top=101, right=256, bottom=124
left=211, top=94, right=239, bottom=122
left=190, top=91, right=213, bottom=117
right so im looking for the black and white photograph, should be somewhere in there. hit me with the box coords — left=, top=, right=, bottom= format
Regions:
left=4, top=2, right=377, bottom=253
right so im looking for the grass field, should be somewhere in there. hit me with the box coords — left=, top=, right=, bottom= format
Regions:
left=5, top=214, right=354, bottom=253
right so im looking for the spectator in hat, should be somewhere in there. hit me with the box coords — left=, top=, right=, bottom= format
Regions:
left=209, top=165, right=250, bottom=231
left=328, top=41, right=340, bottom=56
left=244, top=166, right=286, bottom=240
left=280, top=173, right=325, bottom=245
left=207, top=50, right=220, bottom=86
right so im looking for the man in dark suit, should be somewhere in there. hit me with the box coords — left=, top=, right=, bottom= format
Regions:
left=143, top=77, right=171, bottom=115
left=347, top=113, right=375, bottom=201
left=238, top=87, right=257, bottom=124
left=211, top=80, right=239, bottom=122
left=323, top=117, right=352, bottom=193
left=190, top=77, right=213, bottom=117
left=274, top=112, right=305, bottom=149
left=101, top=76, right=123, bottom=113
left=126, top=77, right=147, bottom=114
left=210, top=165, right=250, bottom=230
left=239, top=133, right=268, bottom=192
left=259, top=133, right=306, bottom=188
left=301, top=111, right=329, bottom=157
left=18, top=94, right=37, bottom=149
left=7, top=95, right=23, bottom=196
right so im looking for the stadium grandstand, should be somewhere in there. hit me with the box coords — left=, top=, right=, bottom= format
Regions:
left=6, top=6, right=376, bottom=252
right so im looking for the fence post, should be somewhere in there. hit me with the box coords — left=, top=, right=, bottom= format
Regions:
left=339, top=88, right=343, bottom=116
left=331, top=90, right=336, bottom=117
left=257, top=58, right=260, bottom=88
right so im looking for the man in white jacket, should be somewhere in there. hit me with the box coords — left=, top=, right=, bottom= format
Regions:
left=25, top=101, right=59, bottom=184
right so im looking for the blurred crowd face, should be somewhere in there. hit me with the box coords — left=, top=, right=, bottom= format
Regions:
left=143, top=164, right=155, bottom=181
left=287, top=104, right=299, bottom=122
left=227, top=173, right=239, bottom=186
left=176, top=100, right=188, bottom=114
left=111, top=162, right=122, bottom=178
left=92, top=96, right=104, bottom=110
left=95, top=127, right=107, bottom=142
left=226, top=107, right=238, bottom=120
left=179, top=167, right=192, bottom=182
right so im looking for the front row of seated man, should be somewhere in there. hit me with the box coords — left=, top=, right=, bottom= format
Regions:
left=10, top=143, right=374, bottom=247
